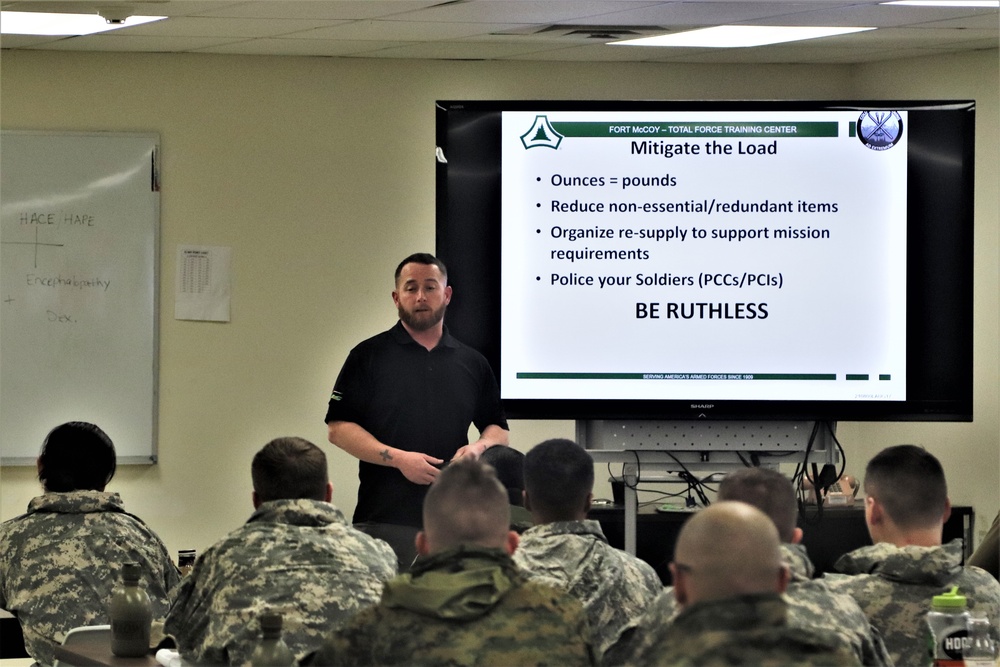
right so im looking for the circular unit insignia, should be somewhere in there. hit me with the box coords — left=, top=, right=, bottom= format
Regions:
left=857, top=111, right=904, bottom=151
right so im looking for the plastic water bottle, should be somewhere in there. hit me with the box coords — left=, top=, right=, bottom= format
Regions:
left=249, top=612, right=296, bottom=667
left=109, top=562, right=152, bottom=657
left=964, top=615, right=998, bottom=667
left=927, top=586, right=973, bottom=666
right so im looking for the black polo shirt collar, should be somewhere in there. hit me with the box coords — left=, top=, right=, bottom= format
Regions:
left=389, top=320, right=461, bottom=351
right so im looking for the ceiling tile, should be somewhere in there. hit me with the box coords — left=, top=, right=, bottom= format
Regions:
left=1, top=0, right=995, bottom=64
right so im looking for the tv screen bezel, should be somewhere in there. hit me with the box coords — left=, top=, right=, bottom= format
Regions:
left=435, top=99, right=974, bottom=422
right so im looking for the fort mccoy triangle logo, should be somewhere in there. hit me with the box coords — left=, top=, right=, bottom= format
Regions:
left=520, top=115, right=564, bottom=149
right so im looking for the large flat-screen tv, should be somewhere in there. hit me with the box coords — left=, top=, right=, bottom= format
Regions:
left=435, top=100, right=974, bottom=422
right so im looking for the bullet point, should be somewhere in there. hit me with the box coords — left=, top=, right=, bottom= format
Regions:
left=536, top=177, right=541, bottom=182
left=536, top=276, right=541, bottom=281
left=536, top=203, right=541, bottom=208
left=536, top=229, right=541, bottom=234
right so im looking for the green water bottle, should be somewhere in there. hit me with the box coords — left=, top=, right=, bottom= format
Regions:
left=109, top=562, right=152, bottom=657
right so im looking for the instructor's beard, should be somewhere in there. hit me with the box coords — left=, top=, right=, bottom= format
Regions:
left=398, top=302, right=447, bottom=332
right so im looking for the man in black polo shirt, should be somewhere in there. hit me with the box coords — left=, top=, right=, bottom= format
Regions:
left=325, top=252, right=509, bottom=569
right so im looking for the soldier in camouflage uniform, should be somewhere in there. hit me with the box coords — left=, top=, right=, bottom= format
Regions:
left=307, top=458, right=596, bottom=666
left=605, top=469, right=891, bottom=666
left=717, top=467, right=892, bottom=666
left=512, top=439, right=662, bottom=660
left=823, top=445, right=1000, bottom=667
left=0, top=422, right=180, bottom=666
left=480, top=444, right=533, bottom=533
left=626, top=593, right=859, bottom=667
left=620, top=502, right=858, bottom=667
left=164, top=437, right=397, bottom=666
left=778, top=542, right=893, bottom=666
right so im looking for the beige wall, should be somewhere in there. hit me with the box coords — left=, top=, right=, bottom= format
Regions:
left=839, top=51, right=1000, bottom=546
left=1, top=49, right=996, bottom=555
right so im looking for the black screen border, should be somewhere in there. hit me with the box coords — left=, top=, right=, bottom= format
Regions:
left=436, top=99, right=974, bottom=422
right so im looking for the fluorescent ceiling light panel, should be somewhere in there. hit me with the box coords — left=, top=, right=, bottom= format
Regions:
left=611, top=25, right=876, bottom=48
left=0, top=11, right=166, bottom=36
left=881, top=1, right=998, bottom=6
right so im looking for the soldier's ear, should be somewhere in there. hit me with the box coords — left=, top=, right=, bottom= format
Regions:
left=504, top=530, right=519, bottom=555
left=866, top=495, right=883, bottom=525
left=670, top=563, right=688, bottom=607
left=415, top=531, right=431, bottom=557
left=776, top=564, right=790, bottom=594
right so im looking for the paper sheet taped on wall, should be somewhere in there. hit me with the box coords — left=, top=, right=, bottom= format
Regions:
left=175, top=245, right=231, bottom=322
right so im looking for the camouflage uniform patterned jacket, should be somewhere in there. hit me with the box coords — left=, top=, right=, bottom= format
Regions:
left=307, top=545, right=597, bottom=666
left=781, top=543, right=893, bottom=666
left=512, top=519, right=662, bottom=658
left=0, top=490, right=180, bottom=666
left=164, top=499, right=396, bottom=666
left=624, top=593, right=859, bottom=667
left=825, top=539, right=1000, bottom=667
left=603, top=543, right=889, bottom=667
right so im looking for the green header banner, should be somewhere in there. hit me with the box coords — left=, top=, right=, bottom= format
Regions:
left=550, top=121, right=839, bottom=138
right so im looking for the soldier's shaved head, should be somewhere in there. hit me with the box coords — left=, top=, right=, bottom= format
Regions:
left=421, top=458, right=513, bottom=553
left=672, top=501, right=788, bottom=606
left=864, top=444, right=948, bottom=530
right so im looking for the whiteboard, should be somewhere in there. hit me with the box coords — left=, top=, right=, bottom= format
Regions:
left=1, top=131, right=159, bottom=465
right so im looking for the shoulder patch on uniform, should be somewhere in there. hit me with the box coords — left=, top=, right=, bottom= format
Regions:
left=331, top=390, right=343, bottom=401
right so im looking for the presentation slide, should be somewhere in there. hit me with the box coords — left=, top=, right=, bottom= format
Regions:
left=500, top=110, right=907, bottom=402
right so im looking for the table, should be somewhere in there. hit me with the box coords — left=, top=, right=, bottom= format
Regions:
left=52, top=631, right=159, bottom=667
